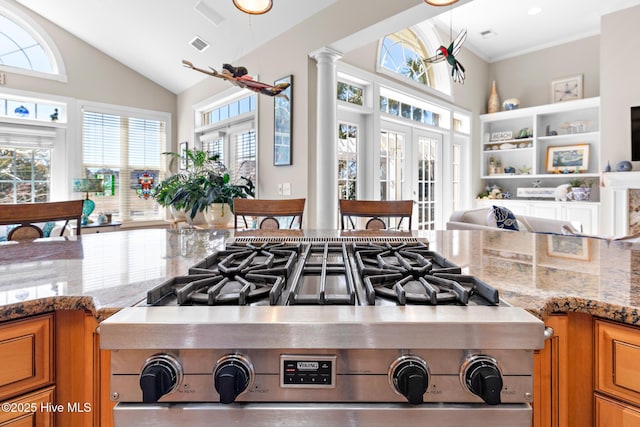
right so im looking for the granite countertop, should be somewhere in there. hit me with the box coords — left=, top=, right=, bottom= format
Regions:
left=0, top=228, right=639, bottom=326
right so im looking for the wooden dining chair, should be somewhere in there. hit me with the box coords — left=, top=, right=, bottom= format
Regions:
left=339, top=199, right=413, bottom=230
left=0, top=200, right=84, bottom=240
left=233, top=198, right=305, bottom=229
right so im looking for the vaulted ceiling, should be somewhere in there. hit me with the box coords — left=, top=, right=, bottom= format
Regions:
left=15, top=0, right=640, bottom=94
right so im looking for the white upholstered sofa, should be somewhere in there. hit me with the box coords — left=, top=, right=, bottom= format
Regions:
left=446, top=207, right=580, bottom=234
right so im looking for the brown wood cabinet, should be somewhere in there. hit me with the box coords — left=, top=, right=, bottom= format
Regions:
left=0, top=314, right=54, bottom=426
left=595, top=394, right=640, bottom=425
left=0, top=386, right=55, bottom=426
left=54, top=310, right=114, bottom=427
left=0, top=314, right=53, bottom=401
left=533, top=313, right=593, bottom=427
left=0, top=311, right=114, bottom=427
left=595, top=319, right=640, bottom=426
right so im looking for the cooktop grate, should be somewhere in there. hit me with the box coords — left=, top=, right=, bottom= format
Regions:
left=232, top=236, right=421, bottom=244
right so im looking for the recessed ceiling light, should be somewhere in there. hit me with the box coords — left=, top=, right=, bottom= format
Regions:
left=528, top=7, right=542, bottom=16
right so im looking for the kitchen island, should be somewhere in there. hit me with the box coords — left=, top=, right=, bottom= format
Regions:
left=0, top=228, right=637, bottom=324
left=0, top=228, right=638, bottom=426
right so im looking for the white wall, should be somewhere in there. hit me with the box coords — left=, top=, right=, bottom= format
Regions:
left=176, top=0, right=468, bottom=227
left=601, top=5, right=640, bottom=170
left=488, top=36, right=600, bottom=111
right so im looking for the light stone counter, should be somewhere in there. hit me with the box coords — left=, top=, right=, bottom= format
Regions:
left=0, top=228, right=638, bottom=325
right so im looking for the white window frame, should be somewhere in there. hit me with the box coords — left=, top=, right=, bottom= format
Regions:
left=194, top=86, right=259, bottom=194
left=78, top=100, right=171, bottom=224
left=0, top=0, right=67, bottom=82
left=337, top=61, right=471, bottom=230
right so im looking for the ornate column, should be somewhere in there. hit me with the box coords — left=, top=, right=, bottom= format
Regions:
left=309, top=47, right=342, bottom=229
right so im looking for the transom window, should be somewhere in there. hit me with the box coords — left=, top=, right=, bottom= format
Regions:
left=337, top=82, right=364, bottom=106
left=202, top=95, right=256, bottom=126
left=0, top=4, right=64, bottom=79
left=379, top=28, right=434, bottom=87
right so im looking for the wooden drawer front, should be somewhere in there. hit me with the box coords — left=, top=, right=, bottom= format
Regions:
left=595, top=394, right=640, bottom=426
left=0, top=315, right=53, bottom=401
left=0, top=386, right=54, bottom=426
left=596, top=320, right=640, bottom=405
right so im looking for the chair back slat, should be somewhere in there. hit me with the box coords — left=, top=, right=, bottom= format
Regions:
left=339, top=199, right=413, bottom=230
left=0, top=200, right=84, bottom=239
left=233, top=198, right=305, bottom=229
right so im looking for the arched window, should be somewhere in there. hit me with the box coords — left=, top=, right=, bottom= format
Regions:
left=0, top=1, right=66, bottom=80
left=378, top=25, right=450, bottom=96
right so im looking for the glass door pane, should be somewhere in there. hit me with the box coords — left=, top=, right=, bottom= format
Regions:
left=416, top=134, right=439, bottom=230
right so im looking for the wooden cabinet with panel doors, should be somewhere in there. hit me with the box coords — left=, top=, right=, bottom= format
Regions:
left=595, top=319, right=640, bottom=426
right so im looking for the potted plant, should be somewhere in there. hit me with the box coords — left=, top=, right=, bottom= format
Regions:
left=153, top=148, right=254, bottom=225
left=151, top=173, right=188, bottom=220
left=568, top=178, right=593, bottom=201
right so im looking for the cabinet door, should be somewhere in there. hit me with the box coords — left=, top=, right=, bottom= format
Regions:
left=562, top=203, right=598, bottom=234
left=595, top=319, right=640, bottom=406
left=0, top=386, right=54, bottom=426
left=529, top=203, right=560, bottom=220
left=595, top=394, right=640, bottom=426
left=0, top=315, right=53, bottom=401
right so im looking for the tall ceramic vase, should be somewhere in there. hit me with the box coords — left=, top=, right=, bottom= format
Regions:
left=488, top=80, right=500, bottom=114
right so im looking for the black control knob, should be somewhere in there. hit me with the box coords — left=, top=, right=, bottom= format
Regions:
left=139, top=355, right=182, bottom=403
left=214, top=355, right=254, bottom=404
left=389, top=356, right=429, bottom=405
left=463, top=356, right=503, bottom=405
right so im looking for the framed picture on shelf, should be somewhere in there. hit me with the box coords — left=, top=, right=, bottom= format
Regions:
left=551, top=74, right=583, bottom=103
left=546, top=235, right=591, bottom=261
left=274, top=75, right=292, bottom=166
left=179, top=141, right=188, bottom=170
left=545, top=143, right=589, bottom=173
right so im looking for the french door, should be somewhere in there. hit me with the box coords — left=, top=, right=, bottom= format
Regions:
left=379, top=124, right=443, bottom=230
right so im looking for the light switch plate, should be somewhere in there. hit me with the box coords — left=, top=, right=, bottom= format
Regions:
left=283, top=182, right=291, bottom=195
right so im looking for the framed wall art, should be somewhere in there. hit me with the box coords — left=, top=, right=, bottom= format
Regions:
left=545, top=143, right=590, bottom=173
left=551, top=74, right=583, bottom=103
left=546, top=235, right=591, bottom=261
left=274, top=75, right=292, bottom=166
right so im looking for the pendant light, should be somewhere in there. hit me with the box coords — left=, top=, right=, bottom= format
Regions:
left=424, top=0, right=459, bottom=6
left=233, top=0, right=273, bottom=15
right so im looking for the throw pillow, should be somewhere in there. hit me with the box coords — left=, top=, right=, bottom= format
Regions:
left=487, top=205, right=519, bottom=231
left=42, top=222, right=56, bottom=237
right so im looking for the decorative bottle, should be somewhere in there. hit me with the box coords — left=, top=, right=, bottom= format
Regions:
left=488, top=80, right=500, bottom=114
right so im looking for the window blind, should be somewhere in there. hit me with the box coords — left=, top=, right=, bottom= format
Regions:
left=82, top=110, right=166, bottom=222
left=0, top=123, right=57, bottom=148
left=232, top=130, right=256, bottom=184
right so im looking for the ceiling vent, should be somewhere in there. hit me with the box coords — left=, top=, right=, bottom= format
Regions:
left=480, top=29, right=498, bottom=39
left=194, top=1, right=225, bottom=26
left=190, top=36, right=210, bottom=52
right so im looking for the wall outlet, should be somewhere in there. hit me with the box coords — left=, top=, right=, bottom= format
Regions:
left=0, top=73, right=5, bottom=85
left=282, top=182, right=291, bottom=196
left=278, top=183, right=283, bottom=195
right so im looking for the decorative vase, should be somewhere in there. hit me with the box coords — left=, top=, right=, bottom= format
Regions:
left=205, top=203, right=233, bottom=227
left=170, top=206, right=186, bottom=220
left=503, top=98, right=520, bottom=111
left=568, top=187, right=591, bottom=202
left=185, top=210, right=207, bottom=226
left=487, top=80, right=500, bottom=114
left=616, top=160, right=633, bottom=172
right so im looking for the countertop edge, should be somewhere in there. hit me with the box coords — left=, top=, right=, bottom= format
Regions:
left=1, top=295, right=639, bottom=328
left=0, top=296, right=121, bottom=323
